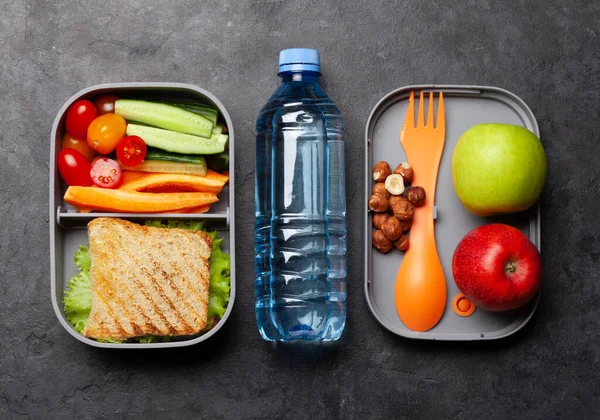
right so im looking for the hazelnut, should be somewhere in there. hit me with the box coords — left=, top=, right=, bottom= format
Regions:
left=381, top=216, right=402, bottom=241
left=368, top=193, right=389, bottom=213
left=405, top=186, right=426, bottom=207
left=372, top=213, right=391, bottom=229
left=394, top=162, right=414, bottom=184
left=389, top=195, right=408, bottom=209
left=391, top=199, right=414, bottom=220
left=393, top=234, right=410, bottom=251
left=373, top=161, right=392, bottom=182
left=399, top=218, right=412, bottom=232
left=372, top=182, right=391, bottom=199
left=373, top=229, right=392, bottom=253
left=384, top=174, right=405, bottom=195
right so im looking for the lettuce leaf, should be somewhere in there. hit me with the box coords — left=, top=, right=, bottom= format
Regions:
left=62, top=219, right=231, bottom=342
left=74, top=245, right=91, bottom=272
left=64, top=271, right=92, bottom=333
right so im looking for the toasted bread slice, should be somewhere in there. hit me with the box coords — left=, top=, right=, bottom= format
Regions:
left=81, top=218, right=212, bottom=341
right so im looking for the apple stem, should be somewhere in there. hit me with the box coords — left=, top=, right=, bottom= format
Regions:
left=505, top=261, right=517, bottom=274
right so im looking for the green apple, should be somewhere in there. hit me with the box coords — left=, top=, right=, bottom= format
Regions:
left=452, top=123, right=547, bottom=216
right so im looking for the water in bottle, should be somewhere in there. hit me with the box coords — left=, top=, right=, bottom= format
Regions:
left=254, top=48, right=347, bottom=341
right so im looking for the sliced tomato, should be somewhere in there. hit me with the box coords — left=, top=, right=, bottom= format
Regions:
left=62, top=132, right=95, bottom=161
left=57, top=148, right=93, bottom=186
left=93, top=94, right=119, bottom=115
left=90, top=158, right=123, bottom=188
left=116, top=136, right=147, bottom=167
left=65, top=100, right=98, bottom=139
left=87, top=113, right=126, bottom=154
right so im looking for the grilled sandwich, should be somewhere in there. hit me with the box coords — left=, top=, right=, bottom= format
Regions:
left=81, top=218, right=212, bottom=341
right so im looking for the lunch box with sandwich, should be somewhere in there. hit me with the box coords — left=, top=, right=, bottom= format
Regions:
left=49, top=82, right=236, bottom=348
left=364, top=84, right=541, bottom=341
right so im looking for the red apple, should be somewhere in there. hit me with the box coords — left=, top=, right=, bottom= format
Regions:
left=452, top=223, right=541, bottom=311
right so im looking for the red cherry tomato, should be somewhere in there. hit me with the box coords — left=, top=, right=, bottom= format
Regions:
left=116, top=136, right=147, bottom=167
left=90, top=158, right=123, bottom=189
left=57, top=148, right=93, bottom=186
left=93, top=94, right=119, bottom=115
left=65, top=100, right=98, bottom=139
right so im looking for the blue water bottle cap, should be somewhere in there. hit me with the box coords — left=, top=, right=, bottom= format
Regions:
left=278, top=48, right=321, bottom=74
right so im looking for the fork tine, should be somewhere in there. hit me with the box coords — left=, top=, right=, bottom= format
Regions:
left=402, top=91, right=415, bottom=133
left=436, top=92, right=445, bottom=131
left=427, top=91, right=434, bottom=127
left=417, top=91, right=425, bottom=127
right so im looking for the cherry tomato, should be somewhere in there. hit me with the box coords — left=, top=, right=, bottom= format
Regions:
left=57, top=148, right=93, bottom=186
left=93, top=94, right=119, bottom=115
left=116, top=136, right=147, bottom=167
left=87, top=114, right=126, bottom=154
left=62, top=132, right=95, bottom=161
left=90, top=158, right=123, bottom=188
left=65, top=100, right=98, bottom=139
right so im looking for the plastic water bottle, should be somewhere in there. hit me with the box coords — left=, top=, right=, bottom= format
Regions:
left=254, top=48, right=347, bottom=341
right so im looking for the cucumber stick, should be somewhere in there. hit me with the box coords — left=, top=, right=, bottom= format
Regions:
left=145, top=149, right=207, bottom=164
left=115, top=100, right=214, bottom=138
left=120, top=160, right=207, bottom=176
left=171, top=104, right=218, bottom=125
left=126, top=124, right=227, bottom=155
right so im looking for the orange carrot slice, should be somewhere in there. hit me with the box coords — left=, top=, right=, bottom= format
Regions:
left=64, top=187, right=218, bottom=213
left=120, top=173, right=225, bottom=194
left=205, top=169, right=229, bottom=184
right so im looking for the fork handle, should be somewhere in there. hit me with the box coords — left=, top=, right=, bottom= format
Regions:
left=394, top=203, right=446, bottom=332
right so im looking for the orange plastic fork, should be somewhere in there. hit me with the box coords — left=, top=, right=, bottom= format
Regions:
left=394, top=91, right=446, bottom=332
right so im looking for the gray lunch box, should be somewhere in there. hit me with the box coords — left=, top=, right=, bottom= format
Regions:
left=49, top=82, right=236, bottom=348
left=364, top=85, right=541, bottom=341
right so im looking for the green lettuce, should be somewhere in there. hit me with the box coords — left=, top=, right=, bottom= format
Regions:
left=64, top=246, right=93, bottom=333
left=63, top=220, right=231, bottom=342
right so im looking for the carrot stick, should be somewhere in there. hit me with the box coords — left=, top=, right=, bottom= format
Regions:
left=64, top=187, right=218, bottom=213
left=205, top=169, right=229, bottom=184
left=120, top=173, right=225, bottom=194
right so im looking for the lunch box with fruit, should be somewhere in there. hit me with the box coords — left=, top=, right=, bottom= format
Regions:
left=364, top=85, right=542, bottom=341
left=49, top=82, right=236, bottom=348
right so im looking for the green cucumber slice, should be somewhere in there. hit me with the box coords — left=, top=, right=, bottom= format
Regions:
left=145, top=149, right=207, bottom=164
left=169, top=103, right=218, bottom=125
left=115, top=100, right=214, bottom=138
left=126, top=124, right=227, bottom=155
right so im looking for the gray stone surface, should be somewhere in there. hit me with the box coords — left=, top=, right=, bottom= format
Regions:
left=1, top=0, right=599, bottom=419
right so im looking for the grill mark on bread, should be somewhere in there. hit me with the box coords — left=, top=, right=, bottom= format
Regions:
left=83, top=239, right=129, bottom=339
left=120, top=244, right=170, bottom=336
left=154, top=240, right=205, bottom=326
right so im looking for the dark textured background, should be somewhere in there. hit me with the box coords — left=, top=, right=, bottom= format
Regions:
left=1, top=1, right=599, bottom=419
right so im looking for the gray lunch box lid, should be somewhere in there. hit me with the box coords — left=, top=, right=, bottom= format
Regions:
left=364, top=84, right=541, bottom=341
left=49, top=82, right=236, bottom=349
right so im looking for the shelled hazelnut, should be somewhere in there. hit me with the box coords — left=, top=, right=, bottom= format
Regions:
left=372, top=182, right=391, bottom=199
left=381, top=216, right=402, bottom=241
left=373, top=229, right=392, bottom=253
left=391, top=198, right=414, bottom=220
left=372, top=161, right=392, bottom=182
left=384, top=174, right=405, bottom=195
left=393, top=234, right=410, bottom=251
left=372, top=213, right=391, bottom=229
left=394, top=162, right=414, bottom=185
left=368, top=193, right=389, bottom=213
left=389, top=195, right=408, bottom=209
left=405, top=186, right=426, bottom=207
